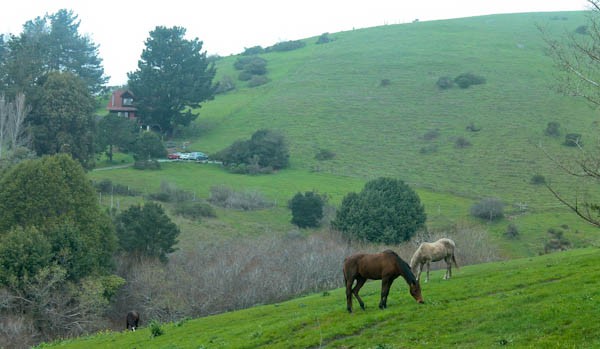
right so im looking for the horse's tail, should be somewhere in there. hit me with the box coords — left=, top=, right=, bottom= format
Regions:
left=451, top=253, right=459, bottom=270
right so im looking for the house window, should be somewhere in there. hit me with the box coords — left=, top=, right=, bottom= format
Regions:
left=117, top=111, right=129, bottom=118
left=123, top=97, right=133, bottom=106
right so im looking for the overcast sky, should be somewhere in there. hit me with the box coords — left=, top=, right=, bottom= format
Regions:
left=0, top=0, right=590, bottom=85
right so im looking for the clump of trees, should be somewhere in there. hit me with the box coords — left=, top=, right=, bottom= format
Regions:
left=470, top=197, right=504, bottom=221
left=332, top=177, right=426, bottom=244
left=234, top=56, right=269, bottom=87
left=289, top=191, right=327, bottom=228
left=214, top=129, right=289, bottom=174
left=316, top=33, right=333, bottom=44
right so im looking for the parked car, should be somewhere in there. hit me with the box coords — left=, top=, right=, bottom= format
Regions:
left=179, top=152, right=192, bottom=160
left=189, top=151, right=208, bottom=161
left=167, top=152, right=182, bottom=159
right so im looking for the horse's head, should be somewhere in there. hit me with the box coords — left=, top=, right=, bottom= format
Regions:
left=409, top=281, right=424, bottom=304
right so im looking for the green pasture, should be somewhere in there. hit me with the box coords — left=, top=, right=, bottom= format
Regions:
left=38, top=247, right=600, bottom=348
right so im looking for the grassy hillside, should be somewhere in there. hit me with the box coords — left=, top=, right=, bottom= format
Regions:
left=91, top=11, right=600, bottom=258
left=38, top=247, right=600, bottom=348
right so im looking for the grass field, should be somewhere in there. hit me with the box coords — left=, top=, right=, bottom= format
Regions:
left=89, top=11, right=600, bottom=258
left=38, top=247, right=600, bottom=348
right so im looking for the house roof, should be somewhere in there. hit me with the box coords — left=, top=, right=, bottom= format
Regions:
left=107, top=89, right=137, bottom=112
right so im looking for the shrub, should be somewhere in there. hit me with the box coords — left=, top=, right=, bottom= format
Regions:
left=436, top=76, right=454, bottom=89
left=242, top=46, right=264, bottom=55
left=132, top=132, right=167, bottom=161
left=149, top=320, right=164, bottom=337
left=208, top=185, right=275, bottom=210
left=316, top=33, right=332, bottom=44
left=248, top=75, right=269, bottom=87
left=332, top=177, right=426, bottom=244
left=93, top=179, right=140, bottom=196
left=265, top=40, right=306, bottom=52
left=380, top=79, right=391, bottom=87
left=419, top=144, right=438, bottom=154
left=242, top=57, right=267, bottom=75
left=455, top=136, right=471, bottom=148
left=422, top=129, right=440, bottom=141
left=575, top=25, right=589, bottom=35
left=505, top=223, right=519, bottom=239
left=148, top=181, right=195, bottom=203
left=470, top=197, right=504, bottom=221
left=454, top=73, right=486, bottom=88
left=466, top=122, right=481, bottom=132
left=288, top=191, right=327, bottom=228
left=315, top=148, right=335, bottom=160
left=543, top=227, right=571, bottom=253
left=530, top=174, right=546, bottom=185
left=173, top=201, right=216, bottom=220
left=215, top=75, right=235, bottom=94
left=564, top=133, right=582, bottom=147
left=238, top=71, right=253, bottom=81
left=214, top=129, right=289, bottom=173
left=545, top=121, right=561, bottom=137
left=133, top=160, right=161, bottom=170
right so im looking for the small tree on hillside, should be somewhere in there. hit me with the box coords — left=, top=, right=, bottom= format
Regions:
left=289, top=191, right=327, bottom=228
left=132, top=131, right=167, bottom=161
left=332, top=177, right=426, bottom=244
left=115, top=202, right=180, bottom=262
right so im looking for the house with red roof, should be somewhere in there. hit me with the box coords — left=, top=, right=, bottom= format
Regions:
left=106, top=89, right=137, bottom=119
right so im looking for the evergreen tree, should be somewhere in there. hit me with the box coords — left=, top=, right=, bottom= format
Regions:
left=132, top=131, right=167, bottom=160
left=289, top=191, right=326, bottom=228
left=28, top=71, right=96, bottom=169
left=96, top=113, right=139, bottom=162
left=332, top=177, right=426, bottom=244
left=115, top=202, right=180, bottom=262
left=128, top=26, right=216, bottom=136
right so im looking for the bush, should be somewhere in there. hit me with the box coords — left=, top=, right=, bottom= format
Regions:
left=545, top=121, right=561, bottom=137
left=455, top=136, right=471, bottom=148
left=543, top=227, right=571, bottom=253
left=132, top=132, right=167, bottom=161
left=238, top=71, right=253, bottom=81
left=466, top=122, right=481, bottom=132
left=133, top=160, right=161, bottom=170
left=149, top=320, right=164, bottom=337
left=173, top=201, right=216, bottom=220
left=215, top=75, right=235, bottom=94
left=564, top=133, right=582, bottom=147
left=422, top=129, right=440, bottom=141
left=316, top=33, right=333, bottom=44
left=208, top=185, right=275, bottom=210
left=575, top=25, right=589, bottom=35
left=315, top=148, right=336, bottom=160
left=242, top=46, right=264, bottom=55
left=248, top=75, right=269, bottom=87
left=530, top=174, right=546, bottom=185
left=332, top=177, right=426, bottom=244
left=93, top=179, right=140, bottom=196
left=380, top=79, right=391, bottom=87
left=470, top=197, right=504, bottom=221
left=436, top=76, right=454, bottom=89
left=214, top=129, right=289, bottom=173
left=505, top=223, right=519, bottom=239
left=148, top=181, right=195, bottom=203
left=454, top=73, right=486, bottom=88
left=288, top=191, right=327, bottom=228
left=419, top=144, right=438, bottom=154
left=265, top=40, right=306, bottom=52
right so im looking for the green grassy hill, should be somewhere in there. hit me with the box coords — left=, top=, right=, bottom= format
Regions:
left=92, top=11, right=600, bottom=257
left=38, top=247, right=600, bottom=348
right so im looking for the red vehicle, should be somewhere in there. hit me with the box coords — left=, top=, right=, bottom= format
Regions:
left=167, top=152, right=182, bottom=160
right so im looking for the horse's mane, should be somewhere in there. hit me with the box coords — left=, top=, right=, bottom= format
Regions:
left=383, top=250, right=418, bottom=285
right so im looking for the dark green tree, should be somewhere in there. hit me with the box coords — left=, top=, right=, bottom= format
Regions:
left=289, top=191, right=326, bottom=228
left=28, top=71, right=96, bottom=169
left=0, top=154, right=117, bottom=280
left=115, top=202, right=180, bottom=262
left=132, top=131, right=167, bottom=160
left=128, top=26, right=216, bottom=136
left=0, top=226, right=52, bottom=289
left=215, top=129, right=289, bottom=173
left=0, top=9, right=106, bottom=96
left=332, top=177, right=426, bottom=244
left=96, top=113, right=139, bottom=162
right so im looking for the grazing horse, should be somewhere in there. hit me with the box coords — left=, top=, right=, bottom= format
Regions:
left=410, top=238, right=459, bottom=282
left=343, top=250, right=424, bottom=313
left=126, top=310, right=140, bottom=331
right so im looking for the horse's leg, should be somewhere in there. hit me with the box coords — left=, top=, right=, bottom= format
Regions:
left=345, top=277, right=355, bottom=313
left=379, top=278, right=393, bottom=309
left=352, top=277, right=367, bottom=311
left=416, top=263, right=423, bottom=281
left=425, top=261, right=431, bottom=283
left=445, top=256, right=452, bottom=279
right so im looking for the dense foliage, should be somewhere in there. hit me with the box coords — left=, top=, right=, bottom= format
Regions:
left=131, top=131, right=167, bottom=160
left=96, top=113, right=139, bottom=162
left=128, top=26, right=216, bottom=136
left=115, top=202, right=180, bottom=262
left=288, top=191, right=326, bottom=228
left=0, top=154, right=116, bottom=282
left=215, top=129, right=289, bottom=174
left=332, top=177, right=426, bottom=244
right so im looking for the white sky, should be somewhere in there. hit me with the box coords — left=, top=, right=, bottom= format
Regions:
left=0, top=0, right=590, bottom=85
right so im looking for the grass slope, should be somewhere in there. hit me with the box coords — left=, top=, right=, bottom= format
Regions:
left=39, top=247, right=600, bottom=348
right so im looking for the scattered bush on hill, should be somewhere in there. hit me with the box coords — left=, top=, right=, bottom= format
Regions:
left=208, top=185, right=275, bottom=210
left=248, top=75, right=270, bottom=87
left=454, top=72, right=486, bottom=88
left=466, top=122, right=481, bottom=132
left=422, top=129, right=440, bottom=141
left=564, top=133, right=582, bottom=147
left=543, top=227, right=571, bottom=253
left=316, top=32, right=333, bottom=44
left=173, top=201, right=216, bottom=221
left=380, top=79, right=391, bottom=87
left=215, top=75, right=236, bottom=94
left=242, top=45, right=265, bottom=55
left=470, top=197, right=504, bottom=221
left=455, top=136, right=471, bottom=148
left=419, top=144, right=438, bottom=154
left=233, top=56, right=268, bottom=86
left=530, top=174, right=546, bottom=185
left=332, top=177, right=426, bottom=244
left=436, top=76, right=454, bottom=89
left=505, top=223, right=519, bottom=239
left=214, top=129, right=289, bottom=174
left=265, top=40, right=306, bottom=52
left=315, top=148, right=335, bottom=160
left=575, top=25, right=589, bottom=35
left=545, top=121, right=561, bottom=137
left=148, top=181, right=196, bottom=202
left=288, top=191, right=327, bottom=228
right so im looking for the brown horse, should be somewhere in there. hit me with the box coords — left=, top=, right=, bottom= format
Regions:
left=343, top=250, right=424, bottom=313
left=410, top=238, right=459, bottom=283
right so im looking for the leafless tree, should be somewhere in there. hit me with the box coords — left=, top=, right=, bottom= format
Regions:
left=0, top=92, right=30, bottom=159
left=539, top=0, right=600, bottom=227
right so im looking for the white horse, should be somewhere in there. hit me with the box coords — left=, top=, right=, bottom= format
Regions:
left=410, top=238, right=459, bottom=282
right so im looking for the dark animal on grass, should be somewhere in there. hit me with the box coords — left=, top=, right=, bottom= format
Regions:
left=410, top=238, right=459, bottom=282
left=126, top=310, right=140, bottom=331
left=343, top=249, right=424, bottom=313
